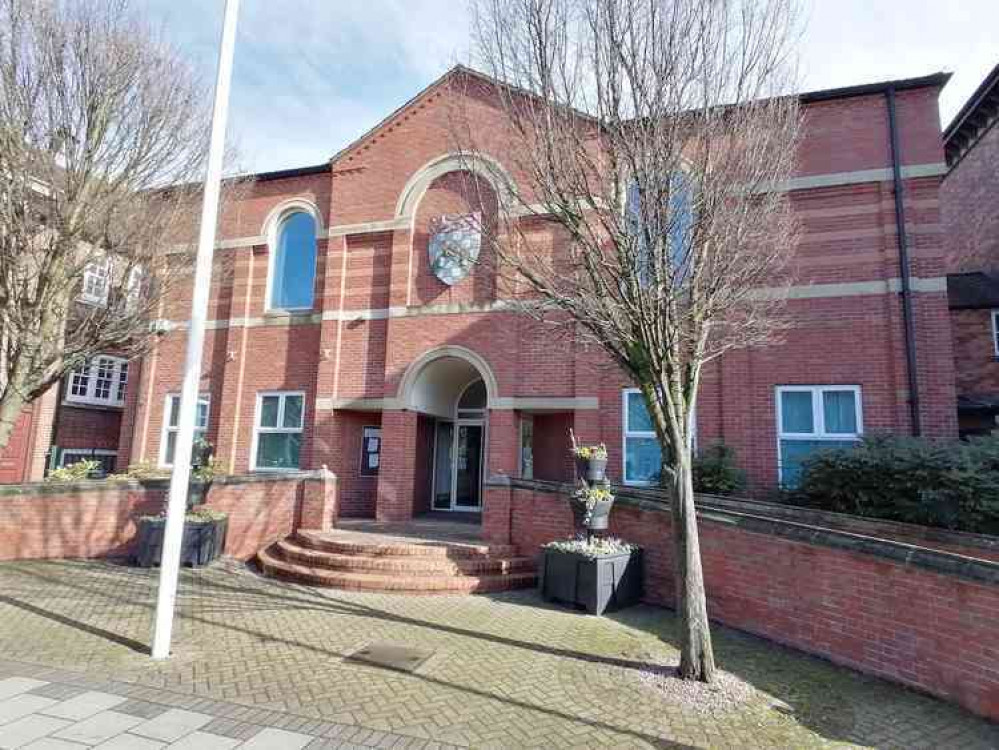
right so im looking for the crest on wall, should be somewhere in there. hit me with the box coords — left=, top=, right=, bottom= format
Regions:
left=428, top=213, right=481, bottom=286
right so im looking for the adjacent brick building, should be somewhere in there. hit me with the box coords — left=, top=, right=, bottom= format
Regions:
left=942, top=63, right=999, bottom=436
left=2, top=67, right=960, bottom=519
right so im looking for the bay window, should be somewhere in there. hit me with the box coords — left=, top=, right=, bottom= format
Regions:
left=65, top=356, right=128, bottom=408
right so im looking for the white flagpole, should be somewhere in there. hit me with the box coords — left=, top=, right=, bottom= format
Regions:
left=151, top=0, right=240, bottom=660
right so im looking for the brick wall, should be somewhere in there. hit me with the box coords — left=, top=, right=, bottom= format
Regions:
left=504, top=481, right=999, bottom=723
left=951, top=308, right=999, bottom=398
left=0, top=472, right=329, bottom=562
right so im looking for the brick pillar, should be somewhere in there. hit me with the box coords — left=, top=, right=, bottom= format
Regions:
left=27, top=386, right=59, bottom=481
left=376, top=410, right=419, bottom=522
left=300, top=468, right=338, bottom=531
left=483, top=409, right=518, bottom=543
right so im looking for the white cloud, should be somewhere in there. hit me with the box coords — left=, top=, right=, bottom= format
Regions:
left=137, top=0, right=996, bottom=173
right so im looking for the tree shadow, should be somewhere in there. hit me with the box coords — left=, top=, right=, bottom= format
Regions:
left=2, top=560, right=694, bottom=749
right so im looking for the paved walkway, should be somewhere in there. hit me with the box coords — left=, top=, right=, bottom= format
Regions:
left=0, top=558, right=996, bottom=749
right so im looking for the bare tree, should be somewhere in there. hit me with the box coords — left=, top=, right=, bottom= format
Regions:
left=0, top=0, right=213, bottom=452
left=459, top=0, right=802, bottom=681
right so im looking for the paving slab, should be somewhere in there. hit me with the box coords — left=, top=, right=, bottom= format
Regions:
left=0, top=695, right=58, bottom=726
left=0, top=713, right=72, bottom=749
left=52, top=711, right=144, bottom=745
left=237, top=727, right=315, bottom=750
left=129, top=709, right=211, bottom=742
left=163, top=732, right=239, bottom=750
left=0, top=678, right=48, bottom=701
left=41, top=692, right=127, bottom=721
left=91, top=736, right=164, bottom=750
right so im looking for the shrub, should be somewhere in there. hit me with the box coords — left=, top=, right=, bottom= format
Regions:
left=46, top=460, right=100, bottom=482
left=788, top=434, right=999, bottom=535
left=108, top=462, right=170, bottom=481
left=693, top=443, right=745, bottom=495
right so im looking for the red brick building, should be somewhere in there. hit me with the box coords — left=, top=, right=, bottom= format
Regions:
left=3, top=68, right=959, bottom=520
left=942, top=63, right=999, bottom=436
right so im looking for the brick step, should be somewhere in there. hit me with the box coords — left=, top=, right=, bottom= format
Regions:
left=276, top=539, right=535, bottom=577
left=295, top=529, right=518, bottom=560
left=258, top=546, right=538, bottom=594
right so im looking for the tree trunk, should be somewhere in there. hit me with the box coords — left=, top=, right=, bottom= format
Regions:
left=0, top=389, right=28, bottom=455
left=671, top=448, right=716, bottom=682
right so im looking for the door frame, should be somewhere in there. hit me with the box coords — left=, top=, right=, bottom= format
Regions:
left=430, top=416, right=487, bottom=512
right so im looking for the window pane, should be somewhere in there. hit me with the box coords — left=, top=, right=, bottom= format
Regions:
left=823, top=390, right=857, bottom=434
left=282, top=395, right=303, bottom=428
left=779, top=438, right=856, bottom=486
left=256, top=432, right=301, bottom=469
left=669, top=171, right=694, bottom=269
left=780, top=391, right=814, bottom=433
left=260, top=396, right=280, bottom=428
left=168, top=396, right=180, bottom=428
left=164, top=432, right=177, bottom=466
left=196, top=400, right=210, bottom=429
left=626, top=392, right=654, bottom=433
left=625, top=436, right=661, bottom=484
left=458, top=380, right=487, bottom=409
left=272, top=212, right=317, bottom=309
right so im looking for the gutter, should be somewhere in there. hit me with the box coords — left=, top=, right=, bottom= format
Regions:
left=885, top=86, right=922, bottom=436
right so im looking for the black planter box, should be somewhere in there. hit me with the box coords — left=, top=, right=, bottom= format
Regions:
left=133, top=516, right=228, bottom=568
left=539, top=547, right=643, bottom=615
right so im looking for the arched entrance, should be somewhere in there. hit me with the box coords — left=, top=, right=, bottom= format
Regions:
left=397, top=346, right=496, bottom=516
left=432, top=379, right=487, bottom=512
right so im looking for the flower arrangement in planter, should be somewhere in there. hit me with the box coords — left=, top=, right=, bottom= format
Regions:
left=570, top=430, right=608, bottom=482
left=540, top=536, right=643, bottom=615
left=570, top=485, right=615, bottom=529
left=131, top=438, right=227, bottom=568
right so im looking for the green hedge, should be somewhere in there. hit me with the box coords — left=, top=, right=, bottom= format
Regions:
left=786, top=434, right=999, bottom=535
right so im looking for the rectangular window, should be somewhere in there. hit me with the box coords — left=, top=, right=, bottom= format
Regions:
left=252, top=391, right=304, bottom=471
left=776, top=385, right=862, bottom=486
left=622, top=388, right=697, bottom=486
left=64, top=356, right=128, bottom=408
left=80, top=259, right=110, bottom=305
left=519, top=414, right=534, bottom=479
left=992, top=310, right=999, bottom=356
left=57, top=448, right=117, bottom=477
left=160, top=393, right=211, bottom=467
left=623, top=389, right=662, bottom=485
left=360, top=426, right=381, bottom=477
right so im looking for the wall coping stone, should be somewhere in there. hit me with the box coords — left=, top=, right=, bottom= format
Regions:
left=0, top=470, right=328, bottom=499
left=495, top=477, right=999, bottom=585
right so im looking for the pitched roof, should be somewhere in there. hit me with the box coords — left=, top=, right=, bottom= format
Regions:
left=943, top=63, right=999, bottom=168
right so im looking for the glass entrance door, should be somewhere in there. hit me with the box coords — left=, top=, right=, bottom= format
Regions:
left=454, top=424, right=483, bottom=509
left=431, top=419, right=484, bottom=511
left=432, top=421, right=454, bottom=511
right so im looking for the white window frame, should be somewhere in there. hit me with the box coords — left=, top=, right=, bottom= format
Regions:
left=159, top=392, right=211, bottom=468
left=265, top=202, right=320, bottom=313
left=775, top=385, right=863, bottom=483
left=79, top=258, right=110, bottom=306
left=64, top=356, right=129, bottom=408
left=622, top=388, right=699, bottom=486
left=991, top=310, right=999, bottom=357
left=250, top=390, right=306, bottom=472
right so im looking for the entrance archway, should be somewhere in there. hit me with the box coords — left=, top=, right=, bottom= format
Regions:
left=397, top=347, right=495, bottom=514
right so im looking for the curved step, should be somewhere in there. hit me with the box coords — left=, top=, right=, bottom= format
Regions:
left=276, top=539, right=534, bottom=577
left=258, top=546, right=537, bottom=594
left=295, top=529, right=518, bottom=560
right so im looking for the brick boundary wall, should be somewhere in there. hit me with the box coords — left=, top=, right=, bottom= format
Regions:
left=490, top=477, right=999, bottom=723
left=0, top=470, right=337, bottom=563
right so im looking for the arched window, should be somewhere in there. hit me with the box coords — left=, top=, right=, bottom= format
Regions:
left=625, top=171, right=695, bottom=283
left=456, top=379, right=487, bottom=420
left=269, top=211, right=317, bottom=310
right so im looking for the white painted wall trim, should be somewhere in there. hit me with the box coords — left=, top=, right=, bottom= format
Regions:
left=315, top=395, right=599, bottom=413
left=328, top=217, right=410, bottom=237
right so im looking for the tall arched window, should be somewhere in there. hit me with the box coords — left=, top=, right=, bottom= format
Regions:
left=269, top=211, right=317, bottom=310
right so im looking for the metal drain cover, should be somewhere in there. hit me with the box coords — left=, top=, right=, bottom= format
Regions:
left=347, top=642, right=434, bottom=673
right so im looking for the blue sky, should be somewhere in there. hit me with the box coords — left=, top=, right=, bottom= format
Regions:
left=137, top=0, right=998, bottom=174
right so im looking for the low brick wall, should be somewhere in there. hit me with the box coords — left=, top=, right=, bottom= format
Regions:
left=0, top=471, right=337, bottom=562
left=496, top=478, right=999, bottom=723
